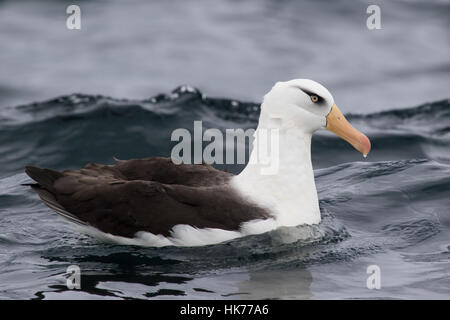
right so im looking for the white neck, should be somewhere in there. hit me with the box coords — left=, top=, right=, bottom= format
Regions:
left=231, top=122, right=321, bottom=227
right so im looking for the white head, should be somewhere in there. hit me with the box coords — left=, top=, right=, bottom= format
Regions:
left=233, top=79, right=371, bottom=228
left=260, top=79, right=371, bottom=155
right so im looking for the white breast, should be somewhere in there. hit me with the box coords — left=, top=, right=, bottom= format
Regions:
left=231, top=127, right=321, bottom=227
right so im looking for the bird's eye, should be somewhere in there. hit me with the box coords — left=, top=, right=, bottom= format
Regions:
left=311, top=95, right=319, bottom=103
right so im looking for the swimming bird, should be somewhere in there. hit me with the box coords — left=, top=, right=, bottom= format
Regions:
left=25, top=79, right=371, bottom=247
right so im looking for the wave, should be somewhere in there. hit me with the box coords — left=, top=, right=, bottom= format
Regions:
left=1, top=87, right=449, bottom=179
left=3, top=87, right=449, bottom=127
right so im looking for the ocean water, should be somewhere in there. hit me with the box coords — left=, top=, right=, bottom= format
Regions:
left=1, top=0, right=449, bottom=111
left=0, top=0, right=449, bottom=300
left=0, top=89, right=449, bottom=299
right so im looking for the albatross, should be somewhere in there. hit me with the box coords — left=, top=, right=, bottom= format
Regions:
left=25, top=79, right=371, bottom=247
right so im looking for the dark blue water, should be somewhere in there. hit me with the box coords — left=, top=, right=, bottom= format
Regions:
left=0, top=89, right=449, bottom=299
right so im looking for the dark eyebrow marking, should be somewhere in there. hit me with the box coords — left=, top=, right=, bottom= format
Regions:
left=298, top=88, right=325, bottom=104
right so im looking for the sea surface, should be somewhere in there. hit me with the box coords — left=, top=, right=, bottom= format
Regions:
left=0, top=0, right=449, bottom=111
left=0, top=0, right=449, bottom=300
left=0, top=89, right=449, bottom=299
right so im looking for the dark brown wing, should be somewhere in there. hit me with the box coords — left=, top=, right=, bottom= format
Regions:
left=113, top=157, right=232, bottom=186
left=25, top=159, right=268, bottom=238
